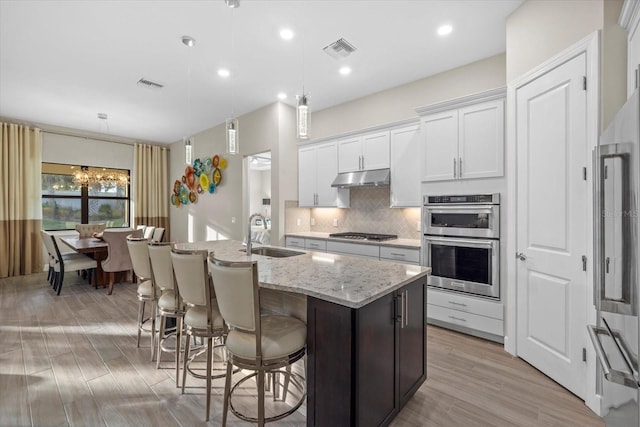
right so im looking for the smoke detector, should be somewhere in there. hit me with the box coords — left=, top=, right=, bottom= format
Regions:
left=137, top=78, right=164, bottom=89
left=323, top=38, right=357, bottom=59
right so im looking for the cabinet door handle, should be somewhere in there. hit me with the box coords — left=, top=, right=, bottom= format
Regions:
left=361, top=155, right=365, bottom=170
left=453, top=157, right=457, bottom=178
left=404, top=290, right=409, bottom=327
left=448, top=301, right=467, bottom=307
left=448, top=315, right=467, bottom=322
left=459, top=157, right=462, bottom=177
left=390, top=252, right=405, bottom=257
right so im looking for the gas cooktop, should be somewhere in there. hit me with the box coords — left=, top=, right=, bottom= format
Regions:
left=329, top=232, right=398, bottom=242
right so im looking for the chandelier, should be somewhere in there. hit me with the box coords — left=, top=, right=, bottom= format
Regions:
left=72, top=166, right=129, bottom=187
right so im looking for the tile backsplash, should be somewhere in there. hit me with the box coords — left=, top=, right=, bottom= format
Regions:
left=285, top=187, right=421, bottom=240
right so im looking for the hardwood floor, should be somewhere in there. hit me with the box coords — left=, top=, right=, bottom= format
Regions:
left=0, top=272, right=603, bottom=427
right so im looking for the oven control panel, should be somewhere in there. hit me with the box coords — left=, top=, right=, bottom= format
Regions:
left=424, top=193, right=499, bottom=205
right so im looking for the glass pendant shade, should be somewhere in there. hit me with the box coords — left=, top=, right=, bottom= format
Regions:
left=184, top=137, right=193, bottom=165
left=226, top=118, right=239, bottom=155
left=296, top=94, right=310, bottom=140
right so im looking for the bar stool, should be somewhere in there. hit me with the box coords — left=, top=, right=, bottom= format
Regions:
left=208, top=256, right=306, bottom=427
left=148, top=241, right=184, bottom=386
left=126, top=235, right=157, bottom=361
left=170, top=248, right=226, bottom=422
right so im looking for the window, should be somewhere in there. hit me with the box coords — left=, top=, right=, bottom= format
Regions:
left=42, top=163, right=130, bottom=230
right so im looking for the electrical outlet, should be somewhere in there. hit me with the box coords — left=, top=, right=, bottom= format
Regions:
left=232, top=217, right=236, bottom=224
left=416, top=220, right=421, bottom=231
left=296, top=218, right=301, bottom=226
left=333, top=218, right=338, bottom=227
left=310, top=218, right=315, bottom=226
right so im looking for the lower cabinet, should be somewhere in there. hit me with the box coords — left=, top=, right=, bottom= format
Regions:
left=307, top=277, right=427, bottom=427
left=426, top=288, right=504, bottom=340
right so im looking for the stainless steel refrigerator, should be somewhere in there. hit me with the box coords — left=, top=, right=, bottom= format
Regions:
left=589, top=87, right=640, bottom=426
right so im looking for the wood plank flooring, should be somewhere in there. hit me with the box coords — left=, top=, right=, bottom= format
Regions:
left=0, top=272, right=603, bottom=426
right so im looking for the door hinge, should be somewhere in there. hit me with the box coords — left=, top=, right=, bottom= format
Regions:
left=583, top=167, right=587, bottom=181
left=582, top=347, right=587, bottom=362
left=583, top=76, right=587, bottom=91
left=582, top=255, right=587, bottom=271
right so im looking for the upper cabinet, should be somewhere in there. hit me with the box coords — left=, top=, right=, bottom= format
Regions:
left=298, top=141, right=349, bottom=208
left=338, top=130, right=390, bottom=173
left=620, top=0, right=640, bottom=98
left=417, top=88, right=506, bottom=182
left=390, top=123, right=421, bottom=207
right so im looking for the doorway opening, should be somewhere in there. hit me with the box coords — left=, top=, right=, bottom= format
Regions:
left=247, top=151, right=271, bottom=245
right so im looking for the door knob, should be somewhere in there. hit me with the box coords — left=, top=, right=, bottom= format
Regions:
left=516, top=252, right=527, bottom=261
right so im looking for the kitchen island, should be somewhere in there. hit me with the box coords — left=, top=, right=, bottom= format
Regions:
left=176, top=240, right=430, bottom=427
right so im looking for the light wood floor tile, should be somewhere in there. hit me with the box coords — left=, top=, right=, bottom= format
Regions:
left=70, top=334, right=109, bottom=382
left=0, top=349, right=31, bottom=427
left=26, top=368, right=68, bottom=427
left=21, top=324, right=51, bottom=375
left=64, top=395, right=106, bottom=427
left=50, top=351, right=91, bottom=405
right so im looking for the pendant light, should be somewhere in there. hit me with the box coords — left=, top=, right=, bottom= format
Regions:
left=226, top=7, right=239, bottom=154
left=296, top=92, right=309, bottom=139
left=183, top=35, right=195, bottom=164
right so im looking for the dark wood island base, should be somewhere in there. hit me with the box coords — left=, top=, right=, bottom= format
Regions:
left=307, top=276, right=427, bottom=427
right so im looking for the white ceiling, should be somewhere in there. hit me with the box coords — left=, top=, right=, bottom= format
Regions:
left=0, top=0, right=523, bottom=145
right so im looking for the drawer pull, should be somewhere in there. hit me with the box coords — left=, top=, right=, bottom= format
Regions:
left=448, top=301, right=467, bottom=307
left=448, top=316, right=467, bottom=322
left=390, top=252, right=406, bottom=257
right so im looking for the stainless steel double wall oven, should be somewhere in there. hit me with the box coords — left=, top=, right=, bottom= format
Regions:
left=423, top=193, right=500, bottom=299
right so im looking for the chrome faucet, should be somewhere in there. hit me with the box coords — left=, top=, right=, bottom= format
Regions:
left=246, top=213, right=267, bottom=255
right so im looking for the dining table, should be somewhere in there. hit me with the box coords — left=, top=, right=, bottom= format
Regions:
left=60, top=236, right=110, bottom=287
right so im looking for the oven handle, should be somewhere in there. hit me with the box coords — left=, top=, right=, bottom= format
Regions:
left=424, top=235, right=496, bottom=249
left=425, top=205, right=495, bottom=212
left=587, top=325, right=638, bottom=388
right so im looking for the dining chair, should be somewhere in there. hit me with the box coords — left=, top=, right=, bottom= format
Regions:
left=151, top=227, right=165, bottom=242
left=101, top=228, right=142, bottom=295
left=148, top=241, right=184, bottom=386
left=208, top=256, right=306, bottom=427
left=75, top=223, right=106, bottom=238
left=49, top=234, right=97, bottom=295
left=143, top=226, right=156, bottom=240
left=126, top=235, right=158, bottom=361
left=171, top=248, right=226, bottom=422
left=41, top=230, right=87, bottom=286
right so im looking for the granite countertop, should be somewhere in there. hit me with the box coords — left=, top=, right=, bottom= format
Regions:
left=175, top=240, right=430, bottom=309
left=285, top=231, right=422, bottom=249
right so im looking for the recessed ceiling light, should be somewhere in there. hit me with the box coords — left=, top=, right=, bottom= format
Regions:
left=218, top=68, right=230, bottom=78
left=225, top=0, right=239, bottom=8
left=339, top=66, right=352, bottom=76
left=182, top=35, right=196, bottom=47
left=277, top=92, right=287, bottom=100
left=280, top=28, right=294, bottom=40
left=437, top=24, right=453, bottom=36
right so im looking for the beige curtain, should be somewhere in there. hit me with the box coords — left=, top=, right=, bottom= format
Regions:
left=134, top=144, right=169, bottom=239
left=0, top=122, right=43, bottom=278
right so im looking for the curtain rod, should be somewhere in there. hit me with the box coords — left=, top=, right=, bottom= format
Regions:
left=43, top=129, right=139, bottom=147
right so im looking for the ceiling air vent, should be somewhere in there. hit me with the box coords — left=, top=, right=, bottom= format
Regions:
left=137, top=78, right=164, bottom=89
left=323, top=38, right=357, bottom=59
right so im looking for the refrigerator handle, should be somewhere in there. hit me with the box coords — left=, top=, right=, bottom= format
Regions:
left=587, top=325, right=638, bottom=388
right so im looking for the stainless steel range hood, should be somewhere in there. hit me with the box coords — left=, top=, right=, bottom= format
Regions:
left=331, top=168, right=390, bottom=188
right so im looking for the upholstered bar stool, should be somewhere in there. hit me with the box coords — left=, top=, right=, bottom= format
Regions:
left=208, top=256, right=306, bottom=427
left=126, top=235, right=158, bottom=361
left=148, top=241, right=185, bottom=385
left=171, top=248, right=226, bottom=422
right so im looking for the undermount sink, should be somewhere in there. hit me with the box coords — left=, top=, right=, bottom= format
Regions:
left=241, top=247, right=305, bottom=258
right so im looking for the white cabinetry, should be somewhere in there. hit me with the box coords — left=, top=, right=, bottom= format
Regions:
left=305, top=239, right=327, bottom=252
left=326, top=241, right=380, bottom=259
left=338, top=131, right=390, bottom=173
left=621, top=0, right=640, bottom=97
left=390, top=123, right=421, bottom=207
left=417, top=89, right=505, bottom=182
left=427, top=288, right=504, bottom=340
left=298, top=141, right=349, bottom=208
left=285, top=236, right=305, bottom=249
left=379, top=246, right=420, bottom=265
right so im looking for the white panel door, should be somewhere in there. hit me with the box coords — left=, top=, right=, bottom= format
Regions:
left=516, top=53, right=587, bottom=398
left=298, top=145, right=317, bottom=207
left=421, top=110, right=458, bottom=182
left=458, top=99, right=504, bottom=179
left=362, top=130, right=390, bottom=171
left=338, top=136, right=362, bottom=173
left=315, top=141, right=340, bottom=206
left=390, top=124, right=420, bottom=207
